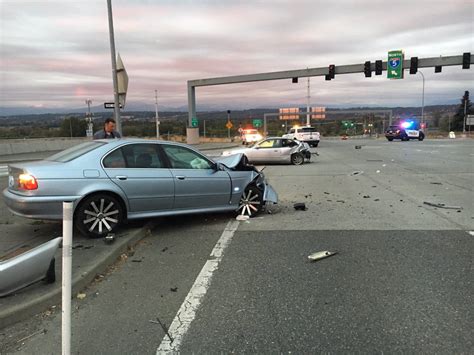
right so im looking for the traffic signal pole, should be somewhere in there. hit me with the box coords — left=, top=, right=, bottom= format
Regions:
left=107, top=0, right=121, bottom=134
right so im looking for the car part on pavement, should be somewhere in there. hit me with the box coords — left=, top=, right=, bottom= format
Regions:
left=0, top=237, right=62, bottom=297
left=308, top=250, right=338, bottom=262
left=293, top=202, right=307, bottom=211
left=104, top=233, right=116, bottom=244
left=423, top=201, right=462, bottom=210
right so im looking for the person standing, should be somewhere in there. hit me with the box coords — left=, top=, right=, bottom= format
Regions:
left=93, top=118, right=122, bottom=139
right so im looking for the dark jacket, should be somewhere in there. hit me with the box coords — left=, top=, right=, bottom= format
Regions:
left=93, top=130, right=122, bottom=139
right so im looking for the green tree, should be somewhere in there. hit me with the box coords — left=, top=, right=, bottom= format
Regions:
left=451, top=91, right=472, bottom=131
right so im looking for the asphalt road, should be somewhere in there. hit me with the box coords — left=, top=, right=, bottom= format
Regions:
left=1, top=138, right=473, bottom=354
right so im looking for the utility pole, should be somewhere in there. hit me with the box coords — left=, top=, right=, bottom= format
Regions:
left=203, top=120, right=206, bottom=138
left=106, top=0, right=121, bottom=134
left=418, top=70, right=425, bottom=128
left=227, top=110, right=231, bottom=139
left=463, top=95, right=467, bottom=134
left=155, top=90, right=160, bottom=139
left=85, top=99, right=93, bottom=138
left=306, top=75, right=311, bottom=126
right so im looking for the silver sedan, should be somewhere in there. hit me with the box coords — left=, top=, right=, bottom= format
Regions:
left=3, top=139, right=277, bottom=238
left=222, top=137, right=311, bottom=165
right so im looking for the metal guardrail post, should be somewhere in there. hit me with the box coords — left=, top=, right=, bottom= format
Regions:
left=62, top=201, right=73, bottom=355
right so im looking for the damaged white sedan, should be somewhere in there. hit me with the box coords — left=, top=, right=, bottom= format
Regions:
left=3, top=140, right=278, bottom=238
left=222, top=137, right=311, bottom=165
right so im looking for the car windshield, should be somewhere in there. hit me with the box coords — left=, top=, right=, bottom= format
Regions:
left=45, top=141, right=106, bottom=162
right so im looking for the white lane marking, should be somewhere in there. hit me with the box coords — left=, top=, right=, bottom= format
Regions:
left=156, top=219, right=240, bottom=354
left=0, top=165, right=8, bottom=177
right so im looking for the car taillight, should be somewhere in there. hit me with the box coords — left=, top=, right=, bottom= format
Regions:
left=18, top=174, right=38, bottom=190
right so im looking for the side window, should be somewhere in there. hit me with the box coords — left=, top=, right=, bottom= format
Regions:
left=258, top=140, right=275, bottom=148
left=282, top=139, right=297, bottom=147
left=162, top=145, right=212, bottom=169
left=104, top=144, right=163, bottom=169
left=289, top=129, right=295, bottom=134
left=122, top=144, right=163, bottom=168
left=103, top=148, right=126, bottom=168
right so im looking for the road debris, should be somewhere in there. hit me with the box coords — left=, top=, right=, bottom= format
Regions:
left=367, top=159, right=383, bottom=162
left=131, top=259, right=143, bottom=263
left=16, top=329, right=47, bottom=343
left=104, top=233, right=116, bottom=244
left=363, top=195, right=370, bottom=198
left=355, top=145, right=362, bottom=149
left=350, top=171, right=363, bottom=176
left=376, top=170, right=381, bottom=173
left=308, top=250, right=338, bottom=262
left=236, top=215, right=250, bottom=221
left=423, top=201, right=462, bottom=210
left=430, top=182, right=443, bottom=185
left=161, top=247, right=169, bottom=252
left=170, top=287, right=178, bottom=292
left=294, top=202, right=307, bottom=211
left=77, top=293, right=86, bottom=300
left=149, top=317, right=174, bottom=343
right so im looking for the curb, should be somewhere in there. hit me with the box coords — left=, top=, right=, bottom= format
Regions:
left=0, top=222, right=154, bottom=330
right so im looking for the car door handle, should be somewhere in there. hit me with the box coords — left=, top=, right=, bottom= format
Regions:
left=176, top=175, right=186, bottom=180
left=116, top=175, right=128, bottom=181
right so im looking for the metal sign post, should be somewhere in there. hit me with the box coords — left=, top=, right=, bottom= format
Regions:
left=62, top=201, right=73, bottom=355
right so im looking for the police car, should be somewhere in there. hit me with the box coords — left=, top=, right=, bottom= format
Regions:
left=385, top=121, right=425, bottom=141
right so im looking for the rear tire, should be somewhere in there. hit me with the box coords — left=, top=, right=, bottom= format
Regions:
left=75, top=193, right=124, bottom=238
left=291, top=153, right=304, bottom=165
left=386, top=137, right=393, bottom=141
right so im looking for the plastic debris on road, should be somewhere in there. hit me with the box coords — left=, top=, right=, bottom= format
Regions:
left=293, top=202, right=307, bottom=211
left=104, top=233, right=116, bottom=244
left=308, top=250, right=338, bottom=262
left=77, top=293, right=86, bottom=300
left=423, top=201, right=462, bottom=210
left=236, top=215, right=250, bottom=221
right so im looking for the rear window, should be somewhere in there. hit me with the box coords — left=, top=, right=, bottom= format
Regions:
left=45, top=141, right=106, bottom=162
left=300, top=127, right=317, bottom=133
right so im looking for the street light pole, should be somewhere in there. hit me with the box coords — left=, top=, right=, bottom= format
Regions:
left=155, top=90, right=160, bottom=139
left=106, top=0, right=121, bottom=134
left=418, top=70, right=425, bottom=127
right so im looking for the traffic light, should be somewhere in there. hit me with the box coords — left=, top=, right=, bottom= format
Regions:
left=328, top=64, right=335, bottom=79
left=462, top=52, right=471, bottom=69
left=364, top=61, right=371, bottom=77
left=292, top=77, right=298, bottom=83
left=435, top=65, right=442, bottom=73
left=410, top=57, right=418, bottom=74
left=375, top=60, right=383, bottom=75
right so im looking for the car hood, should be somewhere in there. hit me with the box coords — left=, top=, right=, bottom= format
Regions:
left=215, top=153, right=245, bottom=169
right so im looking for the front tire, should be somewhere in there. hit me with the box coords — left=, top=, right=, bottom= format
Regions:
left=291, top=153, right=304, bottom=165
left=418, top=133, right=425, bottom=141
left=237, top=185, right=263, bottom=217
left=75, top=193, right=124, bottom=238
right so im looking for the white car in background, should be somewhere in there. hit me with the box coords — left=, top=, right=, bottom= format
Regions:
left=283, top=126, right=320, bottom=147
left=241, top=129, right=263, bottom=145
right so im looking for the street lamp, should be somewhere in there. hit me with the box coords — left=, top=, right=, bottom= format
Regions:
left=155, top=90, right=160, bottom=138
left=417, top=70, right=425, bottom=127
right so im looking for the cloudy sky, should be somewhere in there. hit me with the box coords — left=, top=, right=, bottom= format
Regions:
left=0, top=0, right=473, bottom=112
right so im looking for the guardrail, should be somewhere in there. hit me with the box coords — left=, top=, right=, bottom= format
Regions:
left=0, top=137, right=88, bottom=156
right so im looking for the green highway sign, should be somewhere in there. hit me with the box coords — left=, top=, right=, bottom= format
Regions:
left=387, top=50, right=404, bottom=79
left=191, top=117, right=198, bottom=127
left=253, top=119, right=263, bottom=128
